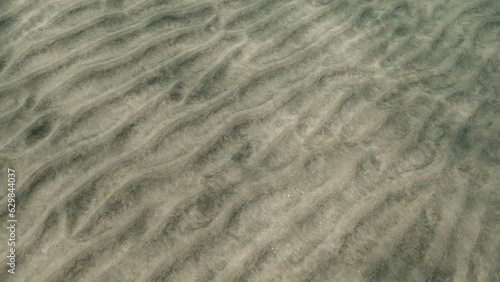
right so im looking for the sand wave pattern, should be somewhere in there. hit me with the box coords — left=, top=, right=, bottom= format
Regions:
left=0, top=0, right=499, bottom=281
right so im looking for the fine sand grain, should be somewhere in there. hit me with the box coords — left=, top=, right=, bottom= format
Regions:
left=0, top=0, right=499, bottom=281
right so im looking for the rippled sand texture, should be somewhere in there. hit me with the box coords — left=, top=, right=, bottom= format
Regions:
left=1, top=0, right=499, bottom=281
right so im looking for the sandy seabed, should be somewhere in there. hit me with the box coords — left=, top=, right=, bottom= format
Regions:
left=0, top=0, right=499, bottom=281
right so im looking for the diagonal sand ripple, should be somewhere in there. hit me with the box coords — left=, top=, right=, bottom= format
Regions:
left=0, top=0, right=499, bottom=281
